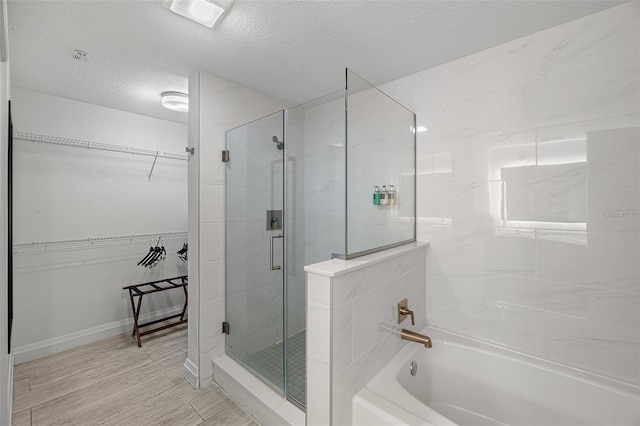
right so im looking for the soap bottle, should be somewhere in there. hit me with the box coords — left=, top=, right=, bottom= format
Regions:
left=373, top=186, right=381, bottom=205
left=388, top=185, right=395, bottom=205
left=380, top=185, right=388, bottom=205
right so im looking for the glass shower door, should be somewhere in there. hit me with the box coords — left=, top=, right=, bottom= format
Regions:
left=225, top=111, right=285, bottom=394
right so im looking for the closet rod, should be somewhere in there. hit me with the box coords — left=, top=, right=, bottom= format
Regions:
left=13, top=231, right=188, bottom=255
left=14, top=132, right=188, bottom=161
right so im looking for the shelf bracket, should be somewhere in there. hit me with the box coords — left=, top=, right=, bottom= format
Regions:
left=148, top=151, right=159, bottom=182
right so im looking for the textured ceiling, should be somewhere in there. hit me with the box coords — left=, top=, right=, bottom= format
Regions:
left=8, top=0, right=626, bottom=124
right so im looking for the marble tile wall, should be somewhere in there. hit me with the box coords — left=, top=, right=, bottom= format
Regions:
left=380, top=1, right=640, bottom=385
left=195, top=0, right=639, bottom=407
left=346, top=77, right=416, bottom=255
left=287, top=94, right=346, bottom=339
left=296, top=96, right=346, bottom=263
left=305, top=243, right=427, bottom=425
left=284, top=106, right=307, bottom=338
left=298, top=77, right=417, bottom=262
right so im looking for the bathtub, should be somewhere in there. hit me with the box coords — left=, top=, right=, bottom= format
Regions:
left=353, top=327, right=640, bottom=426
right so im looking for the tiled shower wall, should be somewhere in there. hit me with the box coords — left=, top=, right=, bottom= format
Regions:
left=382, top=1, right=640, bottom=385
left=287, top=96, right=346, bottom=337
left=187, top=70, right=286, bottom=386
left=297, top=82, right=415, bottom=261
left=346, top=85, right=415, bottom=255
left=299, top=97, right=345, bottom=263
left=226, top=113, right=286, bottom=358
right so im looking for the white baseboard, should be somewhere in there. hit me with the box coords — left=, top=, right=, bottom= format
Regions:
left=183, top=357, right=199, bottom=389
left=13, top=306, right=184, bottom=364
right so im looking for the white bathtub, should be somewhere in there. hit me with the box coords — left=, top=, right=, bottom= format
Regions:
left=353, top=327, right=640, bottom=426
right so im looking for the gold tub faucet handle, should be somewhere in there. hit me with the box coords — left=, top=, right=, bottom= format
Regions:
left=398, top=298, right=415, bottom=325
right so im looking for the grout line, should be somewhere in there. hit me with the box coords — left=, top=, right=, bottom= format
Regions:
left=189, top=403, right=204, bottom=422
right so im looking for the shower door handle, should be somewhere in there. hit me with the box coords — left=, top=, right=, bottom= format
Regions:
left=270, top=234, right=284, bottom=271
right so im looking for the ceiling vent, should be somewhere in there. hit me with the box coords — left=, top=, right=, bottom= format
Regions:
left=72, top=50, right=89, bottom=62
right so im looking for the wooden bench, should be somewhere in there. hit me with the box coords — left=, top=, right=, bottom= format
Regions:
left=123, top=275, right=188, bottom=347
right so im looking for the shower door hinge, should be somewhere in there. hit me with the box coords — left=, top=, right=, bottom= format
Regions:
left=221, top=150, right=230, bottom=162
left=222, top=321, right=230, bottom=335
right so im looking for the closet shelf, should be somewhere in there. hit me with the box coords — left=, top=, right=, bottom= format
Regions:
left=14, top=132, right=188, bottom=161
left=13, top=231, right=188, bottom=255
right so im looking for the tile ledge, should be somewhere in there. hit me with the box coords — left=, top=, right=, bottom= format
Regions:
left=304, top=241, right=429, bottom=278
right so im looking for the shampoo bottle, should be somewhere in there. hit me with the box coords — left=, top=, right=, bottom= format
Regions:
left=380, top=185, right=388, bottom=205
left=388, top=185, right=395, bottom=205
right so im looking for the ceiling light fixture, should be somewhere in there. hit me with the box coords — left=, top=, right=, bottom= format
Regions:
left=163, top=0, right=232, bottom=28
left=161, top=92, right=189, bottom=112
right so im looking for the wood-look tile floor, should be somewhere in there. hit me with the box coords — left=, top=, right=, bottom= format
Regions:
left=12, top=324, right=259, bottom=426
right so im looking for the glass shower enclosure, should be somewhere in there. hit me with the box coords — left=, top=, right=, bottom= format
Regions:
left=224, top=110, right=294, bottom=400
left=224, top=69, right=416, bottom=410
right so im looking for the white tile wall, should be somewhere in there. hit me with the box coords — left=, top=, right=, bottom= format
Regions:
left=296, top=95, right=346, bottom=261
left=382, top=1, right=640, bottom=386
left=192, top=1, right=639, bottom=415
left=286, top=96, right=346, bottom=339
left=345, top=78, right=415, bottom=254
left=224, top=110, right=288, bottom=358
left=187, top=70, right=287, bottom=386
left=298, top=77, right=416, bottom=261
left=306, top=275, right=331, bottom=426
left=305, top=243, right=428, bottom=425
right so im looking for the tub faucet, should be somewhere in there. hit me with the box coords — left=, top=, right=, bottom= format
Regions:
left=398, top=298, right=415, bottom=325
left=401, top=328, right=432, bottom=348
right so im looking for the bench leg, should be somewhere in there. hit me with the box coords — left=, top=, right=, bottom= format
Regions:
left=180, top=285, right=188, bottom=321
left=129, top=289, right=143, bottom=347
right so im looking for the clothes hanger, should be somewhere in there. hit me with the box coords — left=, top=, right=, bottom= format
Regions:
left=137, top=242, right=155, bottom=266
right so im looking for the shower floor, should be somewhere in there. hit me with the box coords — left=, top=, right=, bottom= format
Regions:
left=243, top=330, right=306, bottom=407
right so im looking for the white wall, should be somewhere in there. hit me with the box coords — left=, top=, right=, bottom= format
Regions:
left=11, top=88, right=188, bottom=362
left=11, top=88, right=184, bottom=153
left=185, top=70, right=286, bottom=388
left=382, top=1, right=640, bottom=386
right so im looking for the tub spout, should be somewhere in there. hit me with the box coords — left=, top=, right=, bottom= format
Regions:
left=401, top=328, right=432, bottom=348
